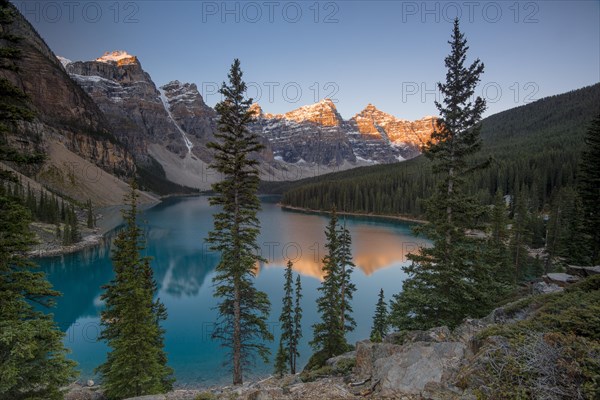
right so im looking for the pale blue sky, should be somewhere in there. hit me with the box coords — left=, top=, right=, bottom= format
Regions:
left=13, top=0, right=600, bottom=120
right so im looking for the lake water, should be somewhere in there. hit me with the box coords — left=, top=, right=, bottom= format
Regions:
left=38, top=196, right=427, bottom=386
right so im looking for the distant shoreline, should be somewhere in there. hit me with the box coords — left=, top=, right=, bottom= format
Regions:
left=278, top=204, right=427, bottom=224
left=28, top=200, right=161, bottom=259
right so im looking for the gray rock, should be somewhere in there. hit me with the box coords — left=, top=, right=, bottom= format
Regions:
left=325, top=351, right=356, bottom=369
left=532, top=281, right=564, bottom=294
left=246, top=388, right=285, bottom=400
left=65, top=385, right=106, bottom=400
left=567, top=264, right=600, bottom=277
left=383, top=331, right=406, bottom=345
left=354, top=340, right=403, bottom=379
left=404, top=326, right=452, bottom=343
left=373, top=341, right=466, bottom=396
left=543, top=273, right=580, bottom=285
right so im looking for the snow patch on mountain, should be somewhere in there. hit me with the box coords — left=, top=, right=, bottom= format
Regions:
left=158, top=87, right=194, bottom=153
left=56, top=56, right=72, bottom=67
left=96, top=50, right=137, bottom=64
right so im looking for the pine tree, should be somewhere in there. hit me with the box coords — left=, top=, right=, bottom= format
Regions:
left=338, top=220, right=356, bottom=335
left=510, top=193, right=530, bottom=282
left=55, top=222, right=61, bottom=239
left=558, top=188, right=587, bottom=265
left=291, top=274, right=303, bottom=374
left=544, top=191, right=562, bottom=273
left=370, top=289, right=389, bottom=343
left=97, top=183, right=173, bottom=399
left=487, top=190, right=513, bottom=284
left=62, top=223, right=71, bottom=246
left=390, top=19, right=496, bottom=330
left=69, top=205, right=80, bottom=243
left=206, top=59, right=272, bottom=385
left=578, top=114, right=600, bottom=265
left=273, top=341, right=288, bottom=378
left=311, top=208, right=347, bottom=361
left=277, top=260, right=302, bottom=375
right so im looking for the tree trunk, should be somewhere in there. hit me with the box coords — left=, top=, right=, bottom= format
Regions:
left=446, top=165, right=454, bottom=247
left=340, top=263, right=346, bottom=332
left=233, top=188, right=242, bottom=385
left=233, top=280, right=242, bottom=385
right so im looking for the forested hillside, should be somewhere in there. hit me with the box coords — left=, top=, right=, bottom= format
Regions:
left=278, top=83, right=600, bottom=217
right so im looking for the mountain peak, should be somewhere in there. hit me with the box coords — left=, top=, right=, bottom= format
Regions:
left=282, top=99, right=342, bottom=126
left=96, top=51, right=138, bottom=66
left=249, top=103, right=263, bottom=118
left=363, top=103, right=379, bottom=111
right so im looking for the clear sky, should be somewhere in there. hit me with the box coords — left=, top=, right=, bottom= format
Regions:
left=12, top=0, right=600, bottom=120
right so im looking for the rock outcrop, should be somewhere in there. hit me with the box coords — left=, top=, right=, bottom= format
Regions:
left=0, top=3, right=136, bottom=205
left=63, top=50, right=439, bottom=178
left=65, top=52, right=187, bottom=159
left=250, top=100, right=356, bottom=166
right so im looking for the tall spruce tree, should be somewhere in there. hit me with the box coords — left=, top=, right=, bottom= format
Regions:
left=370, top=289, right=389, bottom=343
left=273, top=341, right=288, bottom=378
left=69, top=205, right=80, bottom=242
left=311, top=208, right=347, bottom=360
left=390, top=19, right=496, bottom=330
left=292, top=274, right=303, bottom=374
left=276, top=260, right=302, bottom=375
left=578, top=114, right=600, bottom=265
left=207, top=59, right=272, bottom=385
left=0, top=2, right=76, bottom=397
left=97, top=184, right=173, bottom=399
left=277, top=260, right=294, bottom=375
left=486, top=190, right=513, bottom=284
left=509, top=192, right=531, bottom=282
left=338, top=220, right=356, bottom=335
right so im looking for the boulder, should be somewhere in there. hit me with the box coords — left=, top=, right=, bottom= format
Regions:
left=451, top=318, right=490, bottom=351
left=354, top=340, right=403, bottom=379
left=567, top=265, right=600, bottom=277
left=532, top=281, right=564, bottom=294
left=404, top=326, right=452, bottom=343
left=373, top=341, right=466, bottom=396
left=325, top=350, right=356, bottom=369
left=65, top=388, right=106, bottom=400
left=245, top=388, right=285, bottom=400
left=543, top=272, right=580, bottom=286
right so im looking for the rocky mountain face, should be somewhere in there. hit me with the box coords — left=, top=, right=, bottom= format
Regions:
left=64, top=51, right=230, bottom=189
left=0, top=4, right=137, bottom=205
left=250, top=99, right=356, bottom=166
left=66, top=51, right=192, bottom=160
left=251, top=100, right=438, bottom=165
left=60, top=50, right=438, bottom=188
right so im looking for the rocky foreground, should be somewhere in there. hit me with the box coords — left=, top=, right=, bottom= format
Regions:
left=66, top=272, right=600, bottom=400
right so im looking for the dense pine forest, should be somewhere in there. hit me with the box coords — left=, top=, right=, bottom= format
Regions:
left=277, top=83, right=600, bottom=218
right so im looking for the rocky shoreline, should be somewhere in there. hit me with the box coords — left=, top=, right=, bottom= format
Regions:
left=279, top=204, right=427, bottom=225
left=27, top=201, right=161, bottom=259
left=63, top=273, right=600, bottom=400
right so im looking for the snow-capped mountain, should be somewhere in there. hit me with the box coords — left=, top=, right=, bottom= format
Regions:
left=251, top=100, right=438, bottom=165
left=59, top=51, right=439, bottom=188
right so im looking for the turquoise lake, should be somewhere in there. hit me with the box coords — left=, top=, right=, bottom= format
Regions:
left=37, top=196, right=427, bottom=386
